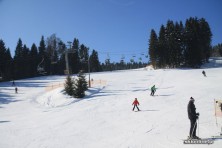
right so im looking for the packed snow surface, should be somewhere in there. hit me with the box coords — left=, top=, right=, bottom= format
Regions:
left=1, top=59, right=222, bottom=148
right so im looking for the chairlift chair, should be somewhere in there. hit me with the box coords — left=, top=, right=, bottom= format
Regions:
left=37, top=57, right=47, bottom=75
left=121, top=56, right=125, bottom=60
left=130, top=59, right=134, bottom=63
left=37, top=66, right=47, bottom=75
left=51, top=61, right=57, bottom=64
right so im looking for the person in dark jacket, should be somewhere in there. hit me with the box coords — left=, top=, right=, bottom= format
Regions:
left=132, top=98, right=140, bottom=111
left=12, top=80, right=15, bottom=86
left=202, top=70, right=206, bottom=77
left=187, top=97, right=200, bottom=139
left=15, top=87, right=18, bottom=93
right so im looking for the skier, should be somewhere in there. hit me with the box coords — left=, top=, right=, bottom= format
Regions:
left=12, top=80, right=15, bottom=86
left=132, top=98, right=140, bottom=111
left=202, top=70, right=206, bottom=77
left=187, top=97, right=200, bottom=139
left=15, top=87, right=18, bottom=93
left=150, top=85, right=156, bottom=96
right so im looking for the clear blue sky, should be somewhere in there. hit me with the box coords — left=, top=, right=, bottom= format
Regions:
left=0, top=0, right=221, bottom=63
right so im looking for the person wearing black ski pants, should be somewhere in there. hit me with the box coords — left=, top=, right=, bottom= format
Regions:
left=187, top=97, right=199, bottom=139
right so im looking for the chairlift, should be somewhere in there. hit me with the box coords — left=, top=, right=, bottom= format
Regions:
left=37, top=57, right=47, bottom=75
left=106, top=53, right=110, bottom=60
left=121, top=55, right=125, bottom=60
left=51, top=60, right=57, bottom=64
left=105, top=58, right=110, bottom=63
left=80, top=58, right=85, bottom=63
left=130, top=59, right=134, bottom=63
left=105, top=53, right=110, bottom=64
left=50, top=44, right=59, bottom=65
left=51, top=53, right=58, bottom=64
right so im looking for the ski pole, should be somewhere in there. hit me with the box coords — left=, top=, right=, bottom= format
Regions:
left=191, top=120, right=197, bottom=138
left=198, top=118, right=199, bottom=137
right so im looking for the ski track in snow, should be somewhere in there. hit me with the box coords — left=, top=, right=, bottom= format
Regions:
left=0, top=58, right=222, bottom=148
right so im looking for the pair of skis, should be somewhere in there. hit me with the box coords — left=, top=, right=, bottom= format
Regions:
left=183, top=136, right=214, bottom=145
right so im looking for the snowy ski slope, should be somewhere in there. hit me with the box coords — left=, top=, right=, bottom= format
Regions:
left=0, top=58, right=222, bottom=148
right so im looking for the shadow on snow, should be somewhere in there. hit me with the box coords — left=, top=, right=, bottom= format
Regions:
left=0, top=92, right=21, bottom=106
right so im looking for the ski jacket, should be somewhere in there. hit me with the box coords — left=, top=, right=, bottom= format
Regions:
left=151, top=86, right=156, bottom=91
left=187, top=100, right=198, bottom=120
left=132, top=100, right=139, bottom=106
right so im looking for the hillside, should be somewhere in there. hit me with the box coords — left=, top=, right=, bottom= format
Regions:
left=0, top=59, right=222, bottom=148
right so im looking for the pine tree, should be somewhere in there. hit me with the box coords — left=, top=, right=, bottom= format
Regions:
left=73, top=71, right=88, bottom=98
left=57, top=41, right=66, bottom=74
left=64, top=75, right=75, bottom=96
left=149, top=29, right=158, bottom=69
left=0, top=39, right=12, bottom=81
left=173, top=22, right=183, bottom=67
left=70, top=38, right=80, bottom=74
left=184, top=17, right=202, bottom=67
left=38, top=36, right=50, bottom=75
left=165, top=20, right=177, bottom=68
left=30, top=44, right=38, bottom=77
left=199, top=18, right=212, bottom=63
left=22, top=44, right=31, bottom=78
left=4, top=48, right=13, bottom=80
left=14, top=38, right=24, bottom=79
left=38, top=36, right=46, bottom=59
left=79, top=44, right=89, bottom=72
left=158, top=25, right=166, bottom=68
left=90, top=50, right=101, bottom=72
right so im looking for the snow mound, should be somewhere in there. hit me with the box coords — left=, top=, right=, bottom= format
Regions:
left=35, top=85, right=105, bottom=108
left=144, top=64, right=154, bottom=70
left=36, top=87, right=75, bottom=108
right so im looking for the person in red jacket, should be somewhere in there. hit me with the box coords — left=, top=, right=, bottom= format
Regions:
left=132, top=98, right=140, bottom=111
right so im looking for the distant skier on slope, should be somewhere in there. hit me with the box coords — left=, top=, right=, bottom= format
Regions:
left=187, top=97, right=200, bottom=139
left=12, top=80, right=15, bottom=86
left=15, top=87, right=18, bottom=93
left=132, top=98, right=140, bottom=111
left=202, top=70, right=206, bottom=77
left=150, top=85, right=156, bottom=96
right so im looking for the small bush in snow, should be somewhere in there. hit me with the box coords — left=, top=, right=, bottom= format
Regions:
left=64, top=75, right=75, bottom=96
left=73, top=71, right=88, bottom=98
